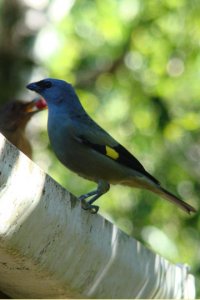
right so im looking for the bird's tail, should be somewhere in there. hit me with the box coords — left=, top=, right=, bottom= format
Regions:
left=153, top=186, right=196, bottom=214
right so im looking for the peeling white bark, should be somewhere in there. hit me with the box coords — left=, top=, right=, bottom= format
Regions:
left=0, top=133, right=195, bottom=299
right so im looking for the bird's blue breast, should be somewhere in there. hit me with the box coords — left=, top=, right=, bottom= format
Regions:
left=47, top=112, right=69, bottom=156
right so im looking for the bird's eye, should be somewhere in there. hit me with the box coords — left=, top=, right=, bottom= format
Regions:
left=36, top=80, right=52, bottom=89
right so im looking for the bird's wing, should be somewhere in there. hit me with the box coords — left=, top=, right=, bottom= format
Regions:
left=72, top=118, right=160, bottom=185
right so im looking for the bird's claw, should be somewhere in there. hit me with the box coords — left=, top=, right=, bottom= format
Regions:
left=80, top=198, right=99, bottom=214
left=89, top=205, right=99, bottom=214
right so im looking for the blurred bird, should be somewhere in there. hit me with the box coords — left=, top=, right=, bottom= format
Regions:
left=27, top=78, right=196, bottom=214
left=0, top=98, right=47, bottom=158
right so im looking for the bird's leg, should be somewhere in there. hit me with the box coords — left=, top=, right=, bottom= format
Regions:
left=88, top=181, right=110, bottom=205
left=78, top=190, right=97, bottom=202
left=79, top=180, right=110, bottom=214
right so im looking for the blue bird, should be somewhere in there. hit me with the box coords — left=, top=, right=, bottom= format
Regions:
left=27, top=78, right=196, bottom=214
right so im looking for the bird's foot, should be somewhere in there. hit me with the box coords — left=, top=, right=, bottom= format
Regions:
left=78, top=183, right=108, bottom=214
left=80, top=199, right=99, bottom=214
left=85, top=204, right=99, bottom=214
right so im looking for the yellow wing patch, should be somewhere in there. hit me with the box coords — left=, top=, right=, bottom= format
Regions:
left=105, top=146, right=119, bottom=160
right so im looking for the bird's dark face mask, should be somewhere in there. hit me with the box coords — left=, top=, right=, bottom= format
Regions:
left=27, top=80, right=52, bottom=93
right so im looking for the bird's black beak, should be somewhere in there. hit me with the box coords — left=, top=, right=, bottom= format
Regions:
left=26, top=82, right=40, bottom=93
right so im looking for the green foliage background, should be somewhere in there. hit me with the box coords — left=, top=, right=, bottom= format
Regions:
left=0, top=0, right=199, bottom=295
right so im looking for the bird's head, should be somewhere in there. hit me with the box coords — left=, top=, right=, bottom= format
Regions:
left=26, top=78, right=75, bottom=106
left=27, top=78, right=85, bottom=116
left=0, top=98, right=47, bottom=131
